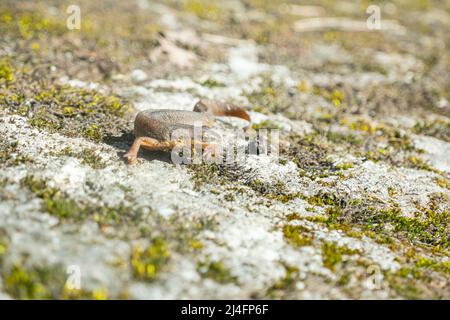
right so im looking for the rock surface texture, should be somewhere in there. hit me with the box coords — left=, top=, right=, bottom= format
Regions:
left=0, top=0, right=449, bottom=299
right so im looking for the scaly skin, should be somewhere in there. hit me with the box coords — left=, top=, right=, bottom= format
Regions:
left=123, top=99, right=251, bottom=164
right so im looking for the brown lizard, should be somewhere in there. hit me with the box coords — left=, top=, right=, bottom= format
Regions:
left=123, top=99, right=251, bottom=164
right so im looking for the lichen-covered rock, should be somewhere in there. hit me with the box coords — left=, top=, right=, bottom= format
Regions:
left=0, top=0, right=449, bottom=299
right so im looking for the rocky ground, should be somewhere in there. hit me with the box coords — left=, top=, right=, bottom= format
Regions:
left=0, top=0, right=449, bottom=299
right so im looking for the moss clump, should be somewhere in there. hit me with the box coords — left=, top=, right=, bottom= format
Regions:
left=303, top=191, right=449, bottom=251
left=183, top=0, right=222, bottom=21
left=384, top=255, right=450, bottom=299
left=245, top=76, right=291, bottom=114
left=305, top=190, right=450, bottom=251
left=21, top=175, right=78, bottom=219
left=44, top=196, right=79, bottom=220
left=321, top=242, right=360, bottom=272
left=0, top=58, right=14, bottom=84
left=26, top=85, right=131, bottom=142
left=0, top=140, right=34, bottom=167
left=283, top=225, right=313, bottom=247
left=365, top=207, right=450, bottom=249
left=406, top=155, right=441, bottom=174
left=384, top=269, right=424, bottom=299
left=79, top=149, right=107, bottom=169
left=324, top=130, right=362, bottom=146
left=189, top=162, right=248, bottom=190
left=189, top=163, right=225, bottom=190
left=131, top=238, right=171, bottom=281
left=414, top=256, right=450, bottom=275
left=21, top=175, right=140, bottom=225
left=1, top=60, right=131, bottom=143
left=247, top=179, right=302, bottom=203
left=52, top=147, right=107, bottom=169
left=316, top=118, right=426, bottom=171
left=347, top=119, right=377, bottom=134
left=282, top=134, right=335, bottom=180
left=188, top=239, right=204, bottom=250
left=269, top=193, right=302, bottom=203
left=312, top=86, right=346, bottom=108
left=3, top=264, right=67, bottom=299
left=286, top=212, right=301, bottom=222
left=435, top=177, right=450, bottom=190
left=334, top=162, right=354, bottom=170
left=197, top=259, right=237, bottom=284
left=0, top=7, right=67, bottom=40
left=251, top=120, right=281, bottom=130
left=200, top=78, right=224, bottom=88
left=306, top=192, right=342, bottom=207
left=412, top=119, right=450, bottom=142
left=1, top=261, right=111, bottom=300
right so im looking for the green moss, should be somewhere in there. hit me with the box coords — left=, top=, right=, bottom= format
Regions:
left=414, top=256, right=450, bottom=275
left=247, top=179, right=302, bottom=203
left=385, top=269, right=424, bottom=299
left=245, top=76, right=290, bottom=114
left=323, top=118, right=423, bottom=170
left=324, top=131, right=362, bottom=146
left=3, top=264, right=67, bottom=299
left=26, top=85, right=131, bottom=141
left=131, top=238, right=170, bottom=281
left=283, top=133, right=336, bottom=180
left=311, top=86, right=346, bottom=108
left=286, top=212, right=301, bottom=222
left=321, top=242, right=360, bottom=272
left=21, top=175, right=140, bottom=225
left=306, top=193, right=340, bottom=207
left=347, top=119, right=377, bottom=134
left=21, top=175, right=78, bottom=219
left=283, top=225, right=313, bottom=247
left=0, top=7, right=67, bottom=40
left=0, top=233, right=8, bottom=265
left=188, top=239, right=204, bottom=250
left=200, top=78, right=224, bottom=88
left=388, top=187, right=398, bottom=198
left=364, top=207, right=450, bottom=249
left=251, top=120, right=281, bottom=130
left=0, top=58, right=14, bottom=84
left=197, top=259, right=237, bottom=284
left=83, top=125, right=102, bottom=142
left=412, top=119, right=450, bottom=142
left=1, top=261, right=111, bottom=300
left=406, top=155, right=441, bottom=174
left=0, top=140, right=34, bottom=167
left=189, top=163, right=227, bottom=190
left=303, top=191, right=449, bottom=251
left=52, top=147, right=107, bottom=169
left=435, top=177, right=450, bottom=190
left=1, top=61, right=131, bottom=142
left=335, top=162, right=354, bottom=170
left=183, top=0, right=222, bottom=21
left=44, top=196, right=79, bottom=220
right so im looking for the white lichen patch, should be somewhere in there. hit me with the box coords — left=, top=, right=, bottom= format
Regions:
left=413, top=135, right=450, bottom=173
left=333, top=161, right=450, bottom=216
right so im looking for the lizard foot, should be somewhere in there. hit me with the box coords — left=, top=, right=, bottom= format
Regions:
left=123, top=152, right=138, bottom=165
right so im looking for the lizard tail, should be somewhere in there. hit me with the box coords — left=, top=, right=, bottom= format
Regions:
left=193, top=99, right=251, bottom=122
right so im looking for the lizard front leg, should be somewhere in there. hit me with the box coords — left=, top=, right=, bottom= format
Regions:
left=123, top=137, right=181, bottom=164
left=124, top=137, right=220, bottom=165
